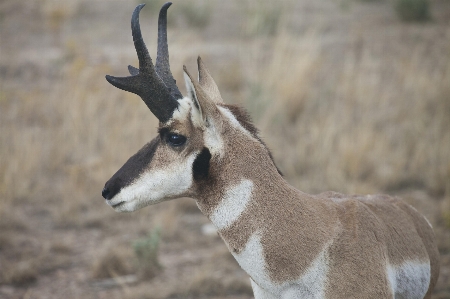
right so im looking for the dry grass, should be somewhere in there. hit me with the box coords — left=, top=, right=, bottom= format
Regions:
left=91, top=246, right=134, bottom=279
left=1, top=0, right=449, bottom=298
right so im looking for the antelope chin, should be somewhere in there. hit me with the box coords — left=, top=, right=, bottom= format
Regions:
left=107, top=197, right=151, bottom=212
left=106, top=198, right=136, bottom=212
left=106, top=190, right=152, bottom=212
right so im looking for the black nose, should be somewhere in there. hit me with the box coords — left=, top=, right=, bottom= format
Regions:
left=102, top=187, right=110, bottom=199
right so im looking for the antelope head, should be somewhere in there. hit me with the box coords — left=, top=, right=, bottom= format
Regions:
left=102, top=3, right=276, bottom=212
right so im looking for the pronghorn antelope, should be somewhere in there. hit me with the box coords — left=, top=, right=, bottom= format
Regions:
left=101, top=3, right=440, bottom=298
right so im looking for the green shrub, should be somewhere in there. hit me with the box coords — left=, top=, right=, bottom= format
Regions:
left=443, top=210, right=450, bottom=229
left=394, top=0, right=430, bottom=22
left=132, top=227, right=162, bottom=279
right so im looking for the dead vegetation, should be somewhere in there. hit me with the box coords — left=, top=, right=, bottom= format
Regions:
left=0, top=0, right=449, bottom=298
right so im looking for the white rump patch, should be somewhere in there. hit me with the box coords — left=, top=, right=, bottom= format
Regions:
left=210, top=179, right=253, bottom=230
left=387, top=261, right=430, bottom=299
left=233, top=233, right=329, bottom=298
left=107, top=154, right=197, bottom=212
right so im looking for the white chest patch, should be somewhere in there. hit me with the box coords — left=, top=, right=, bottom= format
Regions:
left=387, top=261, right=430, bottom=299
left=232, top=232, right=329, bottom=299
left=210, top=179, right=253, bottom=230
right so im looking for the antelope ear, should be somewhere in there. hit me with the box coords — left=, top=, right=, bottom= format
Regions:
left=183, top=65, right=218, bottom=128
left=184, top=68, right=203, bottom=124
left=197, top=56, right=224, bottom=104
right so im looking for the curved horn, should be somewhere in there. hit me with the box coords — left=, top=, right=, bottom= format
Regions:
left=105, top=4, right=179, bottom=123
left=131, top=4, right=152, bottom=74
left=156, top=2, right=182, bottom=99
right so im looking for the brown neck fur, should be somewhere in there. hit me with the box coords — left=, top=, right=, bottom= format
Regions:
left=192, top=106, right=439, bottom=296
left=194, top=116, right=340, bottom=282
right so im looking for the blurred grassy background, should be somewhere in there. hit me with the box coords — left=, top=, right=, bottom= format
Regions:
left=0, top=0, right=449, bottom=298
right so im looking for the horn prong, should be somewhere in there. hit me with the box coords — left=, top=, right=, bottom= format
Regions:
left=128, top=65, right=139, bottom=76
left=105, top=75, right=142, bottom=94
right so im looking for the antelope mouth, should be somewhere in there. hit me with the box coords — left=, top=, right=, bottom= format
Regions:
left=110, top=201, right=126, bottom=209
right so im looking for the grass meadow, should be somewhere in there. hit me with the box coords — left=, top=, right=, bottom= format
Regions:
left=0, top=0, right=449, bottom=298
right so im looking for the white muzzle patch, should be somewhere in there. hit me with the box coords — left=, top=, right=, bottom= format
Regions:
left=107, top=154, right=196, bottom=212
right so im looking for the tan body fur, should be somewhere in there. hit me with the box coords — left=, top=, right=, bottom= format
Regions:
left=193, top=108, right=439, bottom=298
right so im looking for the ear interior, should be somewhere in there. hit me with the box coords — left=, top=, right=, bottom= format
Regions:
left=184, top=65, right=222, bottom=130
left=184, top=70, right=202, bottom=113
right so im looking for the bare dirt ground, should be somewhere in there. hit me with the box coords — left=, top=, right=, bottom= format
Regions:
left=0, top=0, right=449, bottom=298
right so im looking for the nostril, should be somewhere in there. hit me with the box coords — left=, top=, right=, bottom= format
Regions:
left=102, top=187, right=110, bottom=199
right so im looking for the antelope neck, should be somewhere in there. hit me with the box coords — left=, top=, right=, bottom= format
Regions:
left=194, top=147, right=291, bottom=221
left=194, top=163, right=328, bottom=245
left=197, top=172, right=291, bottom=224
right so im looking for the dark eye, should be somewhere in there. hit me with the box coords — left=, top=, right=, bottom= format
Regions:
left=167, top=133, right=186, bottom=147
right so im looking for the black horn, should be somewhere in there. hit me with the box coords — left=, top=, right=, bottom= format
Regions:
left=156, top=2, right=182, bottom=99
left=105, top=3, right=179, bottom=123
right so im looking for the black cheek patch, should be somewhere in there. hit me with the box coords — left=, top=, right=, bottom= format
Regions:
left=193, top=148, right=211, bottom=181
